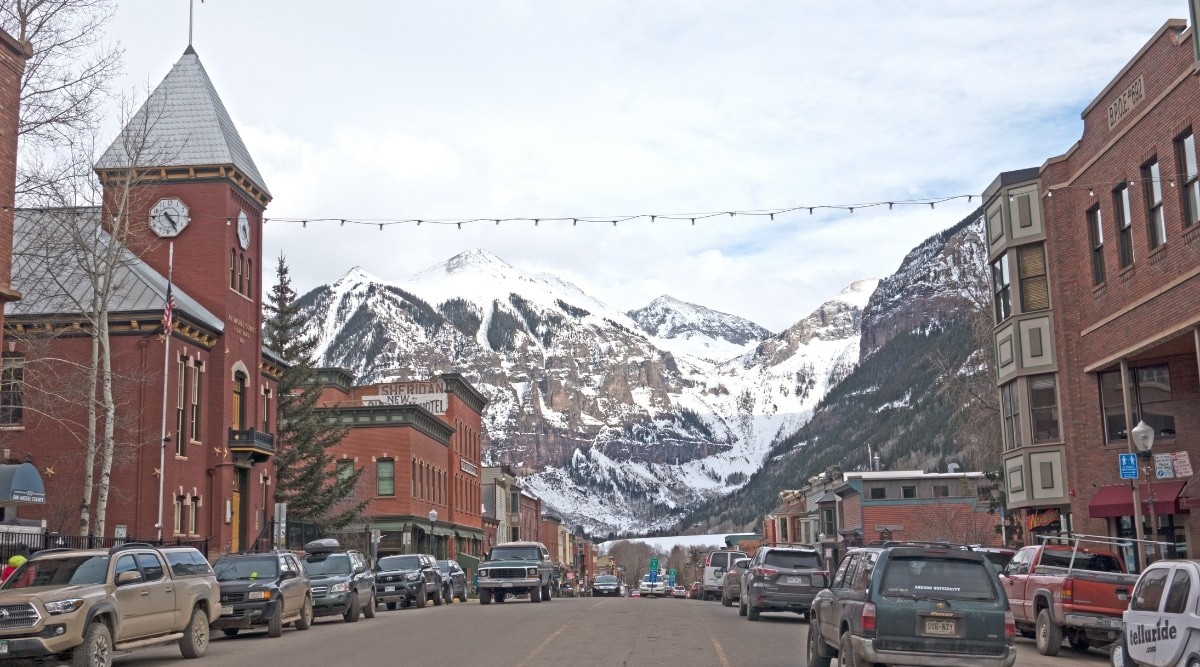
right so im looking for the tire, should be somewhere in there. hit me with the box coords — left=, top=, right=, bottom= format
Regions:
left=432, top=584, right=443, bottom=606
left=1111, top=636, right=1132, bottom=667
left=222, top=629, right=240, bottom=637
left=480, top=589, right=492, bottom=605
left=542, top=584, right=552, bottom=602
left=267, top=601, right=284, bottom=638
left=363, top=591, right=376, bottom=618
left=296, top=596, right=313, bottom=630
left=747, top=596, right=760, bottom=621
left=806, top=619, right=832, bottom=667
left=443, top=585, right=453, bottom=604
left=343, top=593, right=361, bottom=622
left=722, top=590, right=732, bottom=607
left=1036, top=608, right=1063, bottom=656
left=386, top=601, right=398, bottom=611
left=179, top=607, right=210, bottom=659
left=738, top=598, right=747, bottom=617
left=400, top=598, right=411, bottom=609
left=839, top=631, right=861, bottom=667
left=73, top=621, right=112, bottom=667
left=457, top=586, right=467, bottom=603
left=416, top=586, right=427, bottom=608
left=531, top=584, right=542, bottom=603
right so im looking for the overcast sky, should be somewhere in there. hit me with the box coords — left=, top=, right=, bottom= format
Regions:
left=100, top=1, right=1189, bottom=331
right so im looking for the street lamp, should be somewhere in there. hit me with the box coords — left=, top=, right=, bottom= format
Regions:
left=428, top=509, right=439, bottom=558
left=1132, top=420, right=1159, bottom=561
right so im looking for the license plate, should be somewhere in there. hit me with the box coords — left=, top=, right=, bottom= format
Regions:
left=786, top=576, right=805, bottom=585
left=221, top=605, right=233, bottom=616
left=924, top=619, right=956, bottom=636
left=384, top=586, right=394, bottom=592
left=503, top=582, right=513, bottom=588
left=0, top=639, right=7, bottom=654
left=1099, top=617, right=1122, bottom=628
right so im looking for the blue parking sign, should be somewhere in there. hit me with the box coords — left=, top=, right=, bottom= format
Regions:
left=1119, top=453, right=1139, bottom=479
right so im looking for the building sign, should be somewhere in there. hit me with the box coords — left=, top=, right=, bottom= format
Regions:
left=362, top=379, right=447, bottom=415
left=9, top=489, right=44, bottom=504
left=1025, top=508, right=1060, bottom=532
left=1107, top=74, right=1145, bottom=130
left=1173, top=451, right=1193, bottom=477
left=460, top=460, right=478, bottom=477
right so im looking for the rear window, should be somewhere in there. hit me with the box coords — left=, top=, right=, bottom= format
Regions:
left=764, top=550, right=822, bottom=569
left=1038, top=550, right=1122, bottom=572
left=709, top=551, right=748, bottom=570
left=880, top=556, right=997, bottom=601
left=378, top=555, right=421, bottom=571
left=164, top=550, right=213, bottom=577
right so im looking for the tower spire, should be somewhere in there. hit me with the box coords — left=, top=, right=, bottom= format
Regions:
left=188, top=0, right=204, bottom=47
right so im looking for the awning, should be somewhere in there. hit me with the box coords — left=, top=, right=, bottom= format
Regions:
left=455, top=552, right=479, bottom=573
left=1088, top=480, right=1188, bottom=518
left=432, top=526, right=456, bottom=537
left=0, top=463, right=45, bottom=504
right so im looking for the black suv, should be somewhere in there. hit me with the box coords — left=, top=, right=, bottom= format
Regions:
left=374, top=553, right=442, bottom=609
left=436, top=559, right=468, bottom=603
left=212, top=551, right=313, bottom=638
left=808, top=544, right=1017, bottom=667
left=740, top=545, right=825, bottom=620
left=301, top=538, right=377, bottom=622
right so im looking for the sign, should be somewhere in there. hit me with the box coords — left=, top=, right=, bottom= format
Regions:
left=1107, top=74, right=1145, bottom=130
left=648, top=570, right=658, bottom=584
left=114, top=525, right=127, bottom=539
left=1155, top=453, right=1175, bottom=479
left=668, top=575, right=675, bottom=587
left=649, top=558, right=658, bottom=572
left=362, top=379, right=448, bottom=414
left=1119, top=453, right=1139, bottom=480
left=8, top=490, right=44, bottom=504
left=1173, top=451, right=1194, bottom=478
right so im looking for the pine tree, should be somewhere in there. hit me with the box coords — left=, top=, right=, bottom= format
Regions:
left=265, top=255, right=366, bottom=531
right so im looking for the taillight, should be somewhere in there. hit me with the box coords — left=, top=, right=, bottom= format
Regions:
left=753, top=566, right=778, bottom=578
left=1061, top=577, right=1073, bottom=603
left=861, top=602, right=877, bottom=633
left=1004, top=611, right=1016, bottom=641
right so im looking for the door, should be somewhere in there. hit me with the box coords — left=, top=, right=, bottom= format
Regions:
left=136, top=552, right=179, bottom=635
left=1001, top=547, right=1032, bottom=623
left=1125, top=564, right=1190, bottom=667
left=112, top=554, right=154, bottom=640
left=230, top=468, right=249, bottom=553
left=816, top=553, right=857, bottom=645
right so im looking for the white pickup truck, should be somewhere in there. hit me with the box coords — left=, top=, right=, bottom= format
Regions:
left=1113, top=559, right=1200, bottom=667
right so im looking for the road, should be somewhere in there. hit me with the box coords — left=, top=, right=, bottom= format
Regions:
left=50, top=596, right=1113, bottom=666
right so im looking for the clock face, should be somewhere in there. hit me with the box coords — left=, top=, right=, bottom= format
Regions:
left=237, top=211, right=251, bottom=249
left=149, top=198, right=189, bottom=238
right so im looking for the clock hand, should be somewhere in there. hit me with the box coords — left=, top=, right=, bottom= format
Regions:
left=165, top=211, right=177, bottom=231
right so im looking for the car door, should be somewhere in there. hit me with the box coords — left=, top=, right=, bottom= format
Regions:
left=1000, top=547, right=1032, bottom=623
left=279, top=554, right=301, bottom=615
left=136, top=552, right=179, bottom=635
left=1125, top=564, right=1188, bottom=667
left=816, top=553, right=856, bottom=645
left=112, top=553, right=154, bottom=640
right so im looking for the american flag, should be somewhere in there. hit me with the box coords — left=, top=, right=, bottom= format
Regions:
left=163, top=283, right=175, bottom=332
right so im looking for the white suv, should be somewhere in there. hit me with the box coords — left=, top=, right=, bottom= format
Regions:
left=638, top=574, right=668, bottom=598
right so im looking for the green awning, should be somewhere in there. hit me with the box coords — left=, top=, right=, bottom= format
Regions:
left=433, top=526, right=456, bottom=537
left=456, top=553, right=480, bottom=572
left=0, top=463, right=45, bottom=504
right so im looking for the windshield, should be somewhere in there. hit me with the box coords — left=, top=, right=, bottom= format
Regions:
left=378, top=555, right=421, bottom=571
left=489, top=546, right=540, bottom=561
left=595, top=575, right=617, bottom=584
left=303, top=554, right=351, bottom=576
left=214, top=557, right=278, bottom=582
left=438, top=561, right=451, bottom=573
left=764, top=550, right=822, bottom=569
left=880, top=557, right=997, bottom=601
left=0, top=555, right=110, bottom=589
left=1039, top=550, right=1122, bottom=572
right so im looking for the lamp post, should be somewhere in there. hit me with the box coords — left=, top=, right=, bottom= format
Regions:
left=429, top=509, right=439, bottom=558
left=1132, top=420, right=1158, bottom=563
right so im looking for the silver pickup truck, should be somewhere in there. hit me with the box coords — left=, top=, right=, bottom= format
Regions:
left=477, top=541, right=555, bottom=604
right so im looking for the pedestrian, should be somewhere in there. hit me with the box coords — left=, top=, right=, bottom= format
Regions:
left=2, top=554, right=26, bottom=582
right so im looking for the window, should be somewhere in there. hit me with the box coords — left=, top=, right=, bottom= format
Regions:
left=176, top=358, right=187, bottom=456
left=1029, top=374, right=1060, bottom=444
left=933, top=485, right=950, bottom=498
left=190, top=362, right=202, bottom=441
left=976, top=485, right=993, bottom=502
left=1100, top=365, right=1176, bottom=442
left=1179, top=130, right=1200, bottom=227
left=336, top=460, right=354, bottom=482
left=412, top=459, right=417, bottom=497
left=1001, top=381, right=1022, bottom=451
left=1144, top=160, right=1167, bottom=249
left=1164, top=568, right=1191, bottom=614
left=901, top=486, right=916, bottom=499
left=232, top=372, right=246, bottom=430
left=260, top=388, right=271, bottom=432
left=174, top=495, right=184, bottom=534
left=236, top=253, right=244, bottom=294
left=229, top=249, right=237, bottom=289
left=187, top=497, right=198, bottom=535
left=820, top=507, right=836, bottom=536
left=0, top=354, right=24, bottom=425
left=1017, top=244, right=1049, bottom=311
left=377, top=459, right=395, bottom=496
left=1088, top=206, right=1105, bottom=285
left=245, top=258, right=253, bottom=297
left=991, top=254, right=1011, bottom=322
left=136, top=553, right=165, bottom=581
left=869, top=487, right=886, bottom=500
left=1132, top=567, right=1168, bottom=611
left=1115, top=185, right=1135, bottom=267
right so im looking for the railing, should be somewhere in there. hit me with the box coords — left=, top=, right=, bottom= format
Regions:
left=246, top=517, right=321, bottom=553
left=228, top=428, right=275, bottom=462
left=0, top=530, right=210, bottom=560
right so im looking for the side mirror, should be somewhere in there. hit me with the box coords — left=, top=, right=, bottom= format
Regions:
left=280, top=570, right=298, bottom=580
left=810, top=574, right=828, bottom=588
left=115, top=570, right=143, bottom=586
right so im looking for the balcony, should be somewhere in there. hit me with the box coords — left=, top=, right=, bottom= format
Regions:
left=228, top=428, right=275, bottom=463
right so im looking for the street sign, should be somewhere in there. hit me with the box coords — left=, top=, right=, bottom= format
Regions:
left=1173, top=451, right=1194, bottom=477
left=648, top=570, right=658, bottom=584
left=1119, top=453, right=1139, bottom=480
left=669, top=568, right=676, bottom=578
left=1155, top=453, right=1175, bottom=479
left=649, top=558, right=659, bottom=572
left=668, top=576, right=675, bottom=587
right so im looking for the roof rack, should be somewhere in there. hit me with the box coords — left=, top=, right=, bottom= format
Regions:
left=29, top=548, right=76, bottom=558
left=109, top=542, right=156, bottom=555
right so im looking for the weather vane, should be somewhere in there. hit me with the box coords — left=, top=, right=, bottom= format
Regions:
left=188, top=0, right=205, bottom=47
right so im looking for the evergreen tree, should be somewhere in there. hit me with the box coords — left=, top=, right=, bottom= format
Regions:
left=265, top=255, right=365, bottom=531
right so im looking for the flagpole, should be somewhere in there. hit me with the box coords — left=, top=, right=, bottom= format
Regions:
left=156, top=242, right=174, bottom=542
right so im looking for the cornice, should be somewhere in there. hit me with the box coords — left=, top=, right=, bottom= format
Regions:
left=321, top=403, right=454, bottom=445
left=95, top=163, right=271, bottom=208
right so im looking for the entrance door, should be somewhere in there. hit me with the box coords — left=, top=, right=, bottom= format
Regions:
left=231, top=468, right=248, bottom=552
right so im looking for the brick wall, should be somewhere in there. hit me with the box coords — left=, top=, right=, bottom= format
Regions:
left=0, top=31, right=29, bottom=334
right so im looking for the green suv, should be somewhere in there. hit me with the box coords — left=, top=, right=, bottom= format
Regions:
left=808, top=544, right=1016, bottom=667
left=211, top=551, right=313, bottom=638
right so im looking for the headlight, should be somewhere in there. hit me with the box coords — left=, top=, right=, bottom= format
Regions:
left=44, top=599, right=85, bottom=615
left=477, top=569, right=488, bottom=578
left=405, top=573, right=421, bottom=581
left=247, top=591, right=271, bottom=600
left=329, top=583, right=350, bottom=593
left=527, top=568, right=537, bottom=576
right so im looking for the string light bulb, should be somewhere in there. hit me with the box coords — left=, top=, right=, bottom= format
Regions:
left=1089, top=189, right=1094, bottom=196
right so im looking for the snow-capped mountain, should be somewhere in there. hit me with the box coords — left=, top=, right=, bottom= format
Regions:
left=627, top=295, right=770, bottom=362
left=297, top=248, right=875, bottom=535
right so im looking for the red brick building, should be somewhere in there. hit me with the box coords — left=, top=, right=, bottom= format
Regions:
left=4, top=47, right=279, bottom=555
left=986, top=18, right=1200, bottom=561
left=0, top=29, right=27, bottom=330
left=315, top=371, right=486, bottom=560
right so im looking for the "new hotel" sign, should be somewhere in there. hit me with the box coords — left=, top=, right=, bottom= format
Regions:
left=362, top=379, right=448, bottom=415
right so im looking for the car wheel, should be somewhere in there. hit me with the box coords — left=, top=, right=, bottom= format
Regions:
left=267, top=602, right=284, bottom=638
left=480, top=589, right=492, bottom=605
left=747, top=596, right=760, bottom=621
left=400, top=598, right=411, bottom=609
left=73, top=621, right=112, bottom=667
left=531, top=584, right=542, bottom=603
left=363, top=591, right=376, bottom=618
left=432, top=584, right=443, bottom=606
left=542, top=584, right=552, bottom=602
left=296, top=596, right=313, bottom=630
left=443, top=585, right=453, bottom=604
left=722, top=590, right=731, bottom=607
left=222, top=629, right=240, bottom=637
left=416, top=586, right=427, bottom=608
left=839, top=630, right=860, bottom=667
left=178, top=606, right=210, bottom=659
left=1036, top=608, right=1063, bottom=656
left=344, top=593, right=361, bottom=622
left=1111, top=635, right=1132, bottom=667
left=495, top=590, right=506, bottom=603
left=457, top=586, right=467, bottom=603
left=805, top=619, right=831, bottom=667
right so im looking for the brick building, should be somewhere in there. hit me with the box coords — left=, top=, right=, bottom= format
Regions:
left=985, top=18, right=1200, bottom=562
left=314, top=371, right=486, bottom=561
left=3, top=47, right=279, bottom=554
left=0, top=29, right=26, bottom=329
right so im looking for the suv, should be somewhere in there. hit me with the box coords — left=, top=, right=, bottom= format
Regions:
left=0, top=544, right=219, bottom=665
left=301, top=538, right=376, bottom=621
left=740, top=545, right=825, bottom=620
left=591, top=574, right=623, bottom=597
left=702, top=550, right=748, bottom=601
left=808, top=544, right=1017, bottom=667
left=211, top=551, right=313, bottom=638
left=477, top=541, right=555, bottom=604
left=722, top=558, right=749, bottom=607
left=435, top=559, right=468, bottom=604
left=374, top=553, right=442, bottom=609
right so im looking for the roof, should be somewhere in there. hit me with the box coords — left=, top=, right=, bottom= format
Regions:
left=95, top=47, right=270, bottom=197
left=7, top=208, right=223, bottom=333
left=493, top=541, right=547, bottom=548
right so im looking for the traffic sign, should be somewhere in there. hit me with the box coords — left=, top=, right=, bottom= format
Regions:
left=649, top=570, right=658, bottom=583
left=1119, top=453, right=1139, bottom=480
left=668, top=575, right=675, bottom=587
left=649, top=558, right=659, bottom=571
left=1155, top=453, right=1175, bottom=479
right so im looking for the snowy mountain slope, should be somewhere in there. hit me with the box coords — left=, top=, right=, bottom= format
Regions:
left=627, top=295, right=770, bottom=363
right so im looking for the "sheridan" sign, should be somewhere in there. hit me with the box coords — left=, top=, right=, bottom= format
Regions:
left=1107, top=75, right=1145, bottom=130
left=362, top=379, right=448, bottom=415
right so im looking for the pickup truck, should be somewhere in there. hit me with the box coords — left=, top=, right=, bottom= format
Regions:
left=1000, top=543, right=1138, bottom=656
left=476, top=541, right=555, bottom=604
left=0, top=544, right=220, bottom=666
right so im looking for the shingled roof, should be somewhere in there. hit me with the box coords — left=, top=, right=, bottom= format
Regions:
left=95, top=46, right=269, bottom=197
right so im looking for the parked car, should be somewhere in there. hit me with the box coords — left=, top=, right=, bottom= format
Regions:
left=672, top=585, right=688, bottom=599
left=374, top=553, right=442, bottom=609
left=592, top=574, right=623, bottom=597
left=629, top=589, right=641, bottom=598
left=689, top=581, right=701, bottom=600
left=808, top=544, right=1017, bottom=667
left=740, top=545, right=825, bottom=621
left=1000, top=541, right=1136, bottom=655
left=972, top=546, right=1017, bottom=571
left=436, top=559, right=469, bottom=603
left=722, top=558, right=749, bottom=607
left=638, top=574, right=668, bottom=598
left=212, top=550, right=313, bottom=638
left=702, top=550, right=748, bottom=601
left=0, top=544, right=219, bottom=665
left=300, top=538, right=376, bottom=622
left=477, top=541, right=556, bottom=604
left=1111, top=559, right=1200, bottom=667
left=559, top=582, right=576, bottom=597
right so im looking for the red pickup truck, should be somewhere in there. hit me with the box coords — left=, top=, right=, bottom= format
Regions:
left=999, top=543, right=1138, bottom=656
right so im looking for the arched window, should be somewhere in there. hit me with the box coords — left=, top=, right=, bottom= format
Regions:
left=245, top=258, right=253, bottom=297
left=232, top=371, right=247, bottom=430
left=237, top=253, right=244, bottom=294
left=229, top=249, right=237, bottom=289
